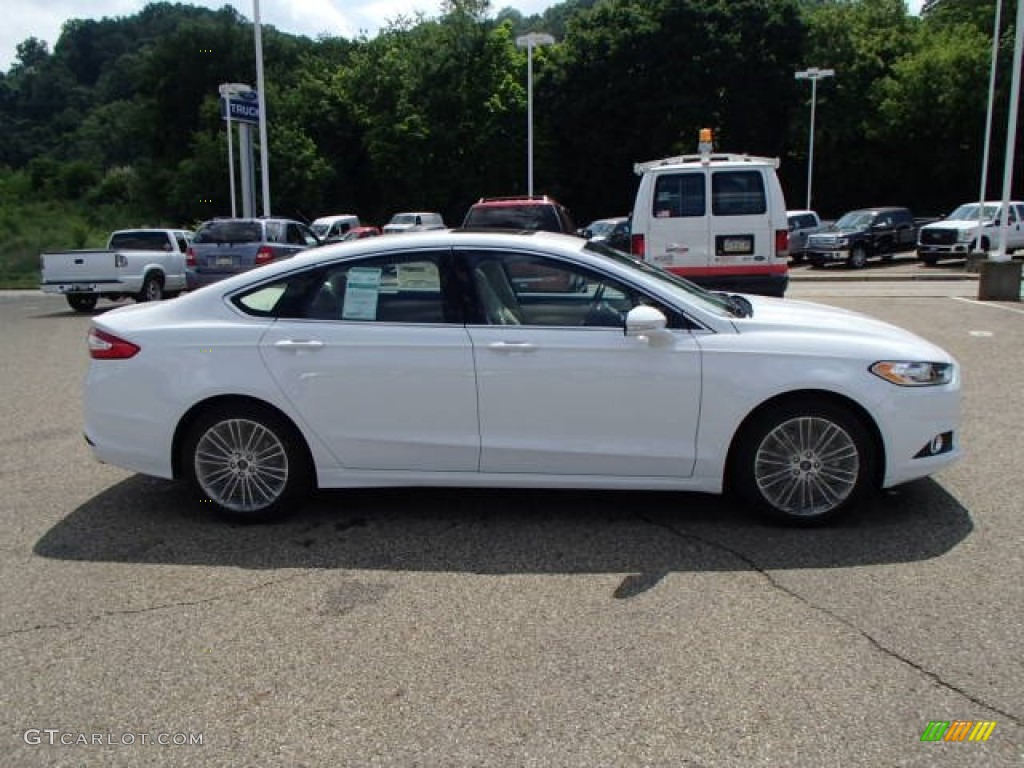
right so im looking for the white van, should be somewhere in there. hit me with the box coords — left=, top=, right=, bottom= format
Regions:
left=382, top=211, right=446, bottom=234
left=629, top=133, right=790, bottom=296
left=311, top=214, right=361, bottom=242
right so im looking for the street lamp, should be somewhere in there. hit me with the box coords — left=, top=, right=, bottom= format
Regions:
left=253, top=0, right=271, bottom=216
left=794, top=67, right=835, bottom=211
left=516, top=32, right=555, bottom=196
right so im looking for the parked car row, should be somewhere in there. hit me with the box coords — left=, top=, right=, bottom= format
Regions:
left=786, top=199, right=1024, bottom=269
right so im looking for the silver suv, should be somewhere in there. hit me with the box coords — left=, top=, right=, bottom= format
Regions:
left=382, top=212, right=445, bottom=234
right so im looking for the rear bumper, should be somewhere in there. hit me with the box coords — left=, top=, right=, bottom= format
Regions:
left=41, top=280, right=139, bottom=295
left=674, top=271, right=789, bottom=297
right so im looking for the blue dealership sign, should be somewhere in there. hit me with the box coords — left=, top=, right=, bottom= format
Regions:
left=220, top=91, right=260, bottom=123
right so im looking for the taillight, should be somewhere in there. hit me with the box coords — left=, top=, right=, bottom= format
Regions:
left=631, top=233, right=646, bottom=260
left=88, top=328, right=140, bottom=359
left=255, top=246, right=274, bottom=265
left=775, top=229, right=789, bottom=258
left=186, top=246, right=196, bottom=267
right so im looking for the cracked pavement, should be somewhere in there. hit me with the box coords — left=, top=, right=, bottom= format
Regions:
left=1, top=289, right=1021, bottom=766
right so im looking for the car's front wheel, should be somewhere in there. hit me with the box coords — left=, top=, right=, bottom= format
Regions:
left=730, top=400, right=876, bottom=525
left=848, top=245, right=869, bottom=269
left=182, top=403, right=311, bottom=522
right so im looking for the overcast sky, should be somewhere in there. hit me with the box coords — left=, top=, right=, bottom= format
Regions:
left=3, top=0, right=927, bottom=73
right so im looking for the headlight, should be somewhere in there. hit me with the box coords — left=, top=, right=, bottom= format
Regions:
left=870, top=361, right=953, bottom=386
left=836, top=236, right=848, bottom=246
left=956, top=230, right=975, bottom=243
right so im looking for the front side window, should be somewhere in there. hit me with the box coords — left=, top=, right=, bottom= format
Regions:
left=465, top=250, right=667, bottom=329
left=653, top=173, right=705, bottom=218
left=711, top=170, right=766, bottom=216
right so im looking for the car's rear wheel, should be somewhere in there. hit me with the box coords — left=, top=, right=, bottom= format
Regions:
left=66, top=294, right=98, bottom=312
left=182, top=404, right=311, bottom=522
left=730, top=400, right=876, bottom=525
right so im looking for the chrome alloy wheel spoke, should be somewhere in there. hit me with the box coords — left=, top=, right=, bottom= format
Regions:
left=195, top=419, right=289, bottom=512
left=755, top=417, right=859, bottom=516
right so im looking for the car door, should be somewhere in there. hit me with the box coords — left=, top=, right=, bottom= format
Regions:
left=1008, top=205, right=1024, bottom=249
left=459, top=248, right=702, bottom=478
left=252, top=249, right=479, bottom=472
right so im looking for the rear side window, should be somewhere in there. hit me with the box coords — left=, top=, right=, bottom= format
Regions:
left=109, top=231, right=173, bottom=251
left=653, top=173, right=705, bottom=218
left=232, top=253, right=453, bottom=324
left=194, top=221, right=262, bottom=244
left=712, top=171, right=766, bottom=216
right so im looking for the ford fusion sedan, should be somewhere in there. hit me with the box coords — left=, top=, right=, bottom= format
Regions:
left=84, top=230, right=961, bottom=525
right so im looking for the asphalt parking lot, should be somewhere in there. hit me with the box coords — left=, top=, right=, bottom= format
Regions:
left=1, top=276, right=1021, bottom=767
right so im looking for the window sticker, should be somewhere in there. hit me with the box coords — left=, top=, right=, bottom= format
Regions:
left=397, top=262, right=440, bottom=291
left=342, top=267, right=382, bottom=320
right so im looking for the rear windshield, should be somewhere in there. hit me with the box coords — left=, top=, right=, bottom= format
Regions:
left=464, top=205, right=561, bottom=232
left=194, top=221, right=263, bottom=244
left=108, top=231, right=172, bottom=251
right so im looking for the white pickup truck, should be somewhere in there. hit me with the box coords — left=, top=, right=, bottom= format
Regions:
left=917, top=201, right=1024, bottom=264
left=40, top=228, right=193, bottom=312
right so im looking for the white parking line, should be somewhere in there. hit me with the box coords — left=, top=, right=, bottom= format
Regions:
left=951, top=296, right=1024, bottom=315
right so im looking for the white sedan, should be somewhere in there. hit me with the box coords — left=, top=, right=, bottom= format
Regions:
left=84, top=230, right=961, bottom=525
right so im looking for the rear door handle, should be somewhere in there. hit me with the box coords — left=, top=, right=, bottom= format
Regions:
left=488, top=341, right=536, bottom=353
left=274, top=339, right=324, bottom=350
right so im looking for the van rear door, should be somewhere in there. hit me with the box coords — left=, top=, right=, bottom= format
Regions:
left=644, top=170, right=711, bottom=268
left=707, top=168, right=772, bottom=271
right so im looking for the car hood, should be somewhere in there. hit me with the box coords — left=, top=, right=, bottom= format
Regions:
left=812, top=225, right=862, bottom=236
left=924, top=219, right=992, bottom=229
left=731, top=295, right=953, bottom=360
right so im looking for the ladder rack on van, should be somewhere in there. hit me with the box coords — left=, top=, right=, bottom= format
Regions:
left=633, top=153, right=780, bottom=175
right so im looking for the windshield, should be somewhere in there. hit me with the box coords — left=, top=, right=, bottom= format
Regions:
left=583, top=241, right=736, bottom=316
left=194, top=221, right=262, bottom=244
left=834, top=212, right=875, bottom=229
left=389, top=214, right=416, bottom=226
left=587, top=220, right=617, bottom=237
left=948, top=204, right=999, bottom=221
left=108, top=231, right=172, bottom=251
left=311, top=224, right=329, bottom=237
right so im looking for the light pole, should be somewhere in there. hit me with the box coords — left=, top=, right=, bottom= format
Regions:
left=253, top=0, right=271, bottom=216
left=795, top=67, right=834, bottom=211
left=515, top=32, right=555, bottom=196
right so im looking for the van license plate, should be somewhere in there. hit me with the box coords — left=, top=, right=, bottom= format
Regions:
left=216, top=256, right=233, bottom=267
left=716, top=235, right=754, bottom=256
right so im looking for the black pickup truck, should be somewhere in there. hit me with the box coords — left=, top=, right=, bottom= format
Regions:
left=805, top=207, right=919, bottom=268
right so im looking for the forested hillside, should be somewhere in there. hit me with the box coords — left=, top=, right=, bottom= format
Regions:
left=0, top=0, right=1016, bottom=283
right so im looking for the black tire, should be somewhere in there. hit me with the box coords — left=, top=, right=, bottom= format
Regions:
left=181, top=403, right=312, bottom=523
left=730, top=399, right=877, bottom=526
left=66, top=293, right=98, bottom=312
left=921, top=255, right=938, bottom=266
left=137, top=273, right=164, bottom=303
left=848, top=245, right=869, bottom=269
left=790, top=253, right=805, bottom=264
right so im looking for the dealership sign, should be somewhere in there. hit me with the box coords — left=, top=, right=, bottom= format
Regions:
left=219, top=90, right=260, bottom=124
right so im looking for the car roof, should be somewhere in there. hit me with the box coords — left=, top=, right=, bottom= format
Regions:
left=473, top=196, right=562, bottom=207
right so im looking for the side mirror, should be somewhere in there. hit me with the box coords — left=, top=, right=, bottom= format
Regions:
left=625, top=305, right=667, bottom=337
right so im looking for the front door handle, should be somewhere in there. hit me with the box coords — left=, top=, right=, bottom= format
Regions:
left=488, top=341, right=536, bottom=353
left=274, top=339, right=325, bottom=350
